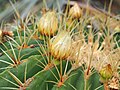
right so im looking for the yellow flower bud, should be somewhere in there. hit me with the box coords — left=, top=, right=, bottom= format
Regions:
left=114, top=25, right=120, bottom=32
left=0, top=30, right=2, bottom=36
left=49, top=31, right=72, bottom=59
left=69, top=3, right=82, bottom=19
left=66, top=19, right=75, bottom=29
left=38, top=11, right=58, bottom=36
left=0, top=30, right=2, bottom=41
left=99, top=64, right=113, bottom=83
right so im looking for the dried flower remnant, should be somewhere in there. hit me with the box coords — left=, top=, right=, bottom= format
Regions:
left=0, top=30, right=14, bottom=42
left=108, top=76, right=119, bottom=90
left=2, top=30, right=14, bottom=37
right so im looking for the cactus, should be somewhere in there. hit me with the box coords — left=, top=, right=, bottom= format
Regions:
left=0, top=1, right=120, bottom=90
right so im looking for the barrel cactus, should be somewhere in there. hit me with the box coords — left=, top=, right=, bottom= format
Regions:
left=0, top=1, right=119, bottom=90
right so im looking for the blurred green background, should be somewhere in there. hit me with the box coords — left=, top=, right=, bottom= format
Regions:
left=0, top=0, right=120, bottom=24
